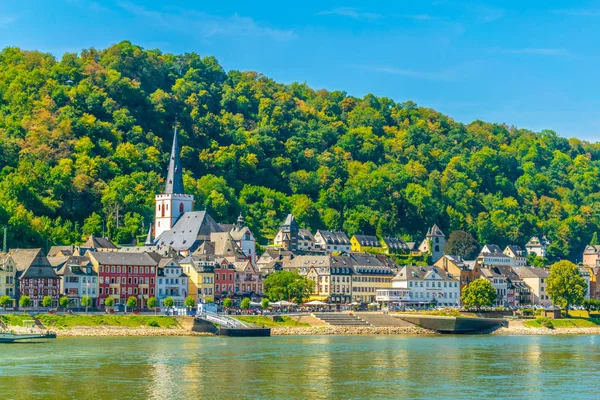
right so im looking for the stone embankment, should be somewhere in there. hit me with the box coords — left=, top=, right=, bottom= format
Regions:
left=7, top=325, right=212, bottom=337
left=271, top=326, right=434, bottom=336
left=491, top=326, right=600, bottom=336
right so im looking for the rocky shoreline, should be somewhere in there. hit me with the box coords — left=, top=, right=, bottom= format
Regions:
left=491, top=326, right=600, bottom=336
left=270, top=326, right=435, bottom=335
left=9, top=322, right=600, bottom=337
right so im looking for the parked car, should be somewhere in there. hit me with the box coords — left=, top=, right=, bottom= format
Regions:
left=113, top=303, right=125, bottom=312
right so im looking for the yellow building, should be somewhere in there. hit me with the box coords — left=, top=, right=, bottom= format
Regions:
left=0, top=253, right=16, bottom=304
left=350, top=235, right=383, bottom=253
left=180, top=255, right=215, bottom=302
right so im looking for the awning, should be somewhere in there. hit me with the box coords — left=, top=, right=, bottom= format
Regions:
left=308, top=296, right=329, bottom=301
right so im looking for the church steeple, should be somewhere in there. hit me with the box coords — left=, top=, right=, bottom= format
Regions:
left=144, top=226, right=153, bottom=245
left=165, top=126, right=184, bottom=195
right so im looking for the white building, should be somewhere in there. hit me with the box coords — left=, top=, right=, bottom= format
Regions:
left=525, top=236, right=550, bottom=258
left=478, top=244, right=515, bottom=267
left=480, top=267, right=509, bottom=306
left=314, top=230, right=351, bottom=253
left=56, top=256, right=99, bottom=307
left=157, top=258, right=188, bottom=307
left=391, top=265, right=460, bottom=308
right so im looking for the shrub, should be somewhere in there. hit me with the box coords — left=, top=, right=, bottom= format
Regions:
left=147, top=320, right=160, bottom=327
left=522, top=308, right=534, bottom=316
left=536, top=316, right=554, bottom=329
left=534, top=308, right=544, bottom=316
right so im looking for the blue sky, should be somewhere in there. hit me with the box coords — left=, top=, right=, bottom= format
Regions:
left=1, top=0, right=600, bottom=142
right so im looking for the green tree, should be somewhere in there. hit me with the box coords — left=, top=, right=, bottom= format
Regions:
left=163, top=297, right=174, bottom=309
left=444, top=230, right=479, bottom=259
left=81, top=296, right=92, bottom=313
left=223, top=297, right=233, bottom=309
left=41, top=296, right=53, bottom=308
left=206, top=298, right=214, bottom=303
left=184, top=295, right=196, bottom=310
left=460, top=278, right=497, bottom=310
left=127, top=296, right=137, bottom=309
left=59, top=296, right=70, bottom=309
left=547, top=260, right=587, bottom=317
left=104, top=297, right=115, bottom=308
left=147, top=296, right=157, bottom=308
left=264, top=270, right=314, bottom=304
left=19, top=296, right=31, bottom=308
left=0, top=295, right=12, bottom=310
left=240, top=297, right=251, bottom=310
left=261, top=298, right=270, bottom=309
left=591, top=232, right=599, bottom=246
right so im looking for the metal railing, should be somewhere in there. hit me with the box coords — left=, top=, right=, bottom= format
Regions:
left=196, top=311, right=249, bottom=328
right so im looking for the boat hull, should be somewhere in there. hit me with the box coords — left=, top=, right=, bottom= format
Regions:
left=0, top=332, right=57, bottom=343
left=218, top=327, right=271, bottom=337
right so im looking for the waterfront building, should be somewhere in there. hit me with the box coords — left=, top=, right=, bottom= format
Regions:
left=504, top=245, right=527, bottom=267
left=11, top=248, right=60, bottom=307
left=350, top=253, right=394, bottom=304
left=493, top=265, right=531, bottom=307
left=180, top=254, right=215, bottom=303
left=418, top=224, right=446, bottom=262
left=314, top=230, right=351, bottom=253
left=577, top=267, right=591, bottom=299
left=391, top=266, right=460, bottom=308
left=233, top=260, right=264, bottom=300
left=0, top=253, right=16, bottom=304
left=283, top=255, right=354, bottom=305
left=56, top=256, right=98, bottom=306
left=514, top=267, right=551, bottom=306
left=480, top=267, right=508, bottom=306
left=157, top=258, right=188, bottom=307
left=214, top=258, right=235, bottom=300
left=350, top=235, right=382, bottom=253
left=434, top=255, right=481, bottom=292
left=89, top=252, right=158, bottom=308
left=525, top=236, right=550, bottom=258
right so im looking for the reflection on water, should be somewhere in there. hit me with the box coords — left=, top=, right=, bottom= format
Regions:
left=1, top=335, right=600, bottom=399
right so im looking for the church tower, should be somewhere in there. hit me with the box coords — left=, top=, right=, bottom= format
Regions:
left=154, top=127, right=194, bottom=238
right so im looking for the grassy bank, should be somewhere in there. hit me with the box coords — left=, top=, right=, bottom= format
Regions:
left=1, top=314, right=179, bottom=329
left=0, top=314, right=34, bottom=327
left=524, top=318, right=600, bottom=329
left=234, top=316, right=310, bottom=328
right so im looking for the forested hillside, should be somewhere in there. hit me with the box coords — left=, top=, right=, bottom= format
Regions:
left=1, top=41, right=599, bottom=259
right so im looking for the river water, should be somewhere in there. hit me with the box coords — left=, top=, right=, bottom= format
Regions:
left=1, top=335, right=599, bottom=399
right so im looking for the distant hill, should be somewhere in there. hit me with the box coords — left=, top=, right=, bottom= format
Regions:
left=0, top=41, right=598, bottom=260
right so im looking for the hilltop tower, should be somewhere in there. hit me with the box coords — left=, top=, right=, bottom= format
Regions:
left=154, top=127, right=194, bottom=238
